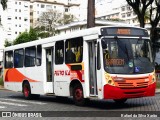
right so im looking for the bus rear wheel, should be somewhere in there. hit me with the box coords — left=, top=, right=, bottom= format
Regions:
left=73, top=84, right=86, bottom=106
left=113, top=99, right=127, bottom=104
left=23, top=82, right=32, bottom=100
left=23, top=82, right=40, bottom=100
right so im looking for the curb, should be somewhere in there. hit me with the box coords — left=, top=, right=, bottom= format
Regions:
left=0, top=85, right=5, bottom=90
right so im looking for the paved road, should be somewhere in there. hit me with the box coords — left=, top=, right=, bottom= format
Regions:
left=0, top=89, right=160, bottom=119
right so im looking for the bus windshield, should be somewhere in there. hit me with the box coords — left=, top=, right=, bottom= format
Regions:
left=102, top=38, right=154, bottom=74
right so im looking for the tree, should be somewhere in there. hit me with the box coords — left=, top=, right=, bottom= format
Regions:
left=126, top=0, right=154, bottom=28
left=149, top=0, right=160, bottom=55
left=4, top=39, right=12, bottom=47
left=29, top=27, right=38, bottom=41
left=59, top=14, right=76, bottom=25
left=126, top=0, right=160, bottom=59
left=1, top=0, right=7, bottom=10
left=35, top=10, right=75, bottom=36
left=13, top=31, right=29, bottom=45
left=13, top=27, right=38, bottom=45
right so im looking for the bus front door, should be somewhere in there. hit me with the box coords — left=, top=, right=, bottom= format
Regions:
left=88, top=41, right=98, bottom=96
left=46, top=47, right=54, bottom=93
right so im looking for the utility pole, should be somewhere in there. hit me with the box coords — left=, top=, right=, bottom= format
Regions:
left=87, top=0, right=95, bottom=28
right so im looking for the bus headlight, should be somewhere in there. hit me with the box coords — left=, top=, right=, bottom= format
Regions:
left=152, top=78, right=155, bottom=82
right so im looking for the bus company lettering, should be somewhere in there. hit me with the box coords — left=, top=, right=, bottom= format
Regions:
left=54, top=70, right=70, bottom=76
left=106, top=59, right=125, bottom=66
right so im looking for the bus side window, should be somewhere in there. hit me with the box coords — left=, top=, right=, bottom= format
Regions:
left=5, top=51, right=13, bottom=68
left=14, top=49, right=24, bottom=68
left=25, top=46, right=36, bottom=67
left=55, top=40, right=64, bottom=64
left=65, top=37, right=83, bottom=64
left=37, top=45, right=42, bottom=66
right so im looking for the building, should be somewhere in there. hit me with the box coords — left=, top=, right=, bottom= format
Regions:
left=96, top=3, right=139, bottom=26
left=1, top=0, right=80, bottom=41
left=56, top=19, right=130, bottom=35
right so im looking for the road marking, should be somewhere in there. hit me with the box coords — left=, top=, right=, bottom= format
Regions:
left=0, top=101, right=27, bottom=106
left=1, top=98, right=46, bottom=105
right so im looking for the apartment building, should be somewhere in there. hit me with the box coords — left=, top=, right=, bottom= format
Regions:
left=1, top=0, right=80, bottom=41
left=97, top=3, right=139, bottom=26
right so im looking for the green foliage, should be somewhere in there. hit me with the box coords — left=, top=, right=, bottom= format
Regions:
left=13, top=27, right=38, bottom=45
left=0, top=77, right=3, bottom=86
left=4, top=39, right=12, bottom=47
left=38, top=32, right=50, bottom=38
left=157, top=82, right=160, bottom=89
left=29, top=27, right=38, bottom=40
left=13, top=31, right=30, bottom=45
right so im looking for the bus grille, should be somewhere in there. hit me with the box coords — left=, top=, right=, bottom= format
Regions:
left=115, top=78, right=149, bottom=89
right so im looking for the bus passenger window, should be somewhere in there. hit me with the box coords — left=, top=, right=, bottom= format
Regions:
left=25, top=46, right=36, bottom=67
left=14, top=49, right=24, bottom=68
left=5, top=51, right=13, bottom=68
left=55, top=41, right=64, bottom=64
left=37, top=45, right=42, bottom=66
left=65, top=37, right=83, bottom=64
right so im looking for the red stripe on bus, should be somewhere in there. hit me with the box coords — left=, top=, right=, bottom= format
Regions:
left=4, top=68, right=38, bottom=82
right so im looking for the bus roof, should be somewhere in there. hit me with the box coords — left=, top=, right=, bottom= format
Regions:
left=4, top=26, right=148, bottom=51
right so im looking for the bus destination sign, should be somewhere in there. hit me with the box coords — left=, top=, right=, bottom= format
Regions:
left=101, top=27, right=149, bottom=37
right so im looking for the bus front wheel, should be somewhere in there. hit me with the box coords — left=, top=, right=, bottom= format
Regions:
left=73, top=84, right=86, bottom=106
left=113, top=99, right=127, bottom=104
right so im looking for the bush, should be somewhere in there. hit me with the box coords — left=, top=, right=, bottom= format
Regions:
left=0, top=77, right=4, bottom=86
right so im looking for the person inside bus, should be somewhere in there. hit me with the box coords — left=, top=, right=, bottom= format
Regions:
left=111, top=46, right=118, bottom=58
left=75, top=46, right=82, bottom=62
left=66, top=47, right=76, bottom=63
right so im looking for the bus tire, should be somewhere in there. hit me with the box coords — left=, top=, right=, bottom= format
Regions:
left=23, top=82, right=32, bottom=100
left=73, top=84, right=86, bottom=106
left=113, top=98, right=127, bottom=104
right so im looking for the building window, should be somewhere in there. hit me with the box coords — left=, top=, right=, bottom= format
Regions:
left=19, top=9, right=21, bottom=12
left=15, top=17, right=17, bottom=19
left=24, top=18, right=28, bottom=21
left=122, top=14, right=125, bottom=18
left=19, top=17, right=21, bottom=20
left=65, top=8, right=69, bottom=12
left=25, top=46, right=36, bottom=67
left=55, top=40, right=64, bottom=64
left=15, top=31, right=17, bottom=34
left=5, top=51, right=13, bottom=68
left=121, top=7, right=125, bottom=11
left=127, top=13, right=131, bottom=17
left=14, top=49, right=24, bottom=68
left=19, top=2, right=21, bottom=5
left=41, top=4, right=45, bottom=8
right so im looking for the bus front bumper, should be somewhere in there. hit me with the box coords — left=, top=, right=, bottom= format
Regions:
left=103, top=83, right=156, bottom=99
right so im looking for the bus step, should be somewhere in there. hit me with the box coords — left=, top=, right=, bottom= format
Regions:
left=46, top=93, right=55, bottom=96
left=89, top=96, right=98, bottom=100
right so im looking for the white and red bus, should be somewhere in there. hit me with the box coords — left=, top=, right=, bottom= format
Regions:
left=3, top=26, right=156, bottom=106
